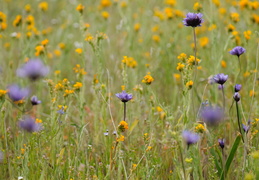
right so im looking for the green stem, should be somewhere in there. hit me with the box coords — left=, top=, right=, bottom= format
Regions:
left=235, top=102, right=244, bottom=142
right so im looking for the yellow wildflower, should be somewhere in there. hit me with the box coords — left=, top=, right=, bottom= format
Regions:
left=0, top=89, right=7, bottom=98
left=35, top=45, right=44, bottom=56
left=41, top=39, right=49, bottom=46
left=193, top=2, right=202, bottom=11
left=186, top=80, right=193, bottom=89
left=212, top=0, right=220, bottom=7
left=117, top=135, right=125, bottom=142
left=199, top=37, right=209, bottom=48
left=93, top=74, right=99, bottom=84
left=221, top=60, right=227, bottom=68
left=73, top=82, right=83, bottom=90
left=54, top=83, right=64, bottom=91
left=164, top=7, right=174, bottom=19
left=177, top=53, right=187, bottom=61
left=122, top=56, right=137, bottom=68
left=118, top=121, right=129, bottom=132
left=58, top=43, right=65, bottom=49
left=195, top=124, right=205, bottom=133
left=134, top=23, right=141, bottom=32
left=54, top=49, right=61, bottom=57
left=75, top=48, right=83, bottom=54
left=100, top=0, right=111, bottom=7
left=54, top=70, right=61, bottom=75
left=244, top=30, right=252, bottom=40
left=146, top=146, right=152, bottom=151
left=230, top=12, right=239, bottom=22
left=187, top=55, right=200, bottom=66
left=64, top=89, right=74, bottom=97
left=173, top=73, right=181, bottom=81
left=101, top=11, right=110, bottom=19
left=76, top=4, right=84, bottom=14
left=85, top=34, right=94, bottom=42
left=219, top=8, right=226, bottom=15
left=25, top=4, right=31, bottom=13
left=176, top=63, right=185, bottom=71
left=249, top=90, right=255, bottom=97
left=39, top=2, right=48, bottom=11
left=152, top=35, right=160, bottom=43
left=121, top=85, right=125, bottom=91
left=35, top=119, right=42, bottom=123
left=13, top=15, right=22, bottom=27
left=243, top=71, right=250, bottom=77
left=14, top=100, right=25, bottom=105
left=165, top=0, right=176, bottom=6
left=142, top=72, right=154, bottom=85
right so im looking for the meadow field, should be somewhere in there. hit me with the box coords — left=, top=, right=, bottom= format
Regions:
left=0, top=0, right=259, bottom=179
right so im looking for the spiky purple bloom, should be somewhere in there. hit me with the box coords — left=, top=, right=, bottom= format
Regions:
left=218, top=139, right=225, bottom=149
left=16, top=58, right=49, bottom=81
left=200, top=106, right=224, bottom=126
left=182, top=130, right=200, bottom=146
left=213, top=73, right=228, bottom=85
left=234, top=84, right=242, bottom=92
left=115, top=91, right=133, bottom=103
left=7, top=84, right=30, bottom=102
left=229, top=46, right=246, bottom=57
left=183, top=13, right=204, bottom=27
left=19, top=116, right=42, bottom=133
left=31, top=96, right=41, bottom=105
left=233, top=92, right=240, bottom=102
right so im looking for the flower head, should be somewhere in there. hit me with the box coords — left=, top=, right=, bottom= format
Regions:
left=16, top=58, right=49, bottom=81
left=183, top=13, right=204, bottom=27
left=19, top=116, right=42, bottom=133
left=242, top=124, right=250, bottom=133
left=116, top=91, right=133, bottom=103
left=182, top=130, right=200, bottom=146
left=7, top=84, right=30, bottom=102
left=229, top=46, right=246, bottom=57
left=218, top=139, right=225, bottom=149
left=234, top=84, right=242, bottom=92
left=31, top=96, right=41, bottom=105
left=233, top=92, right=241, bottom=102
left=213, top=73, right=228, bottom=85
left=200, top=106, right=224, bottom=126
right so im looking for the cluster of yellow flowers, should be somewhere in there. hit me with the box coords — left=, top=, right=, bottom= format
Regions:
left=122, top=56, right=138, bottom=68
left=142, top=72, right=154, bottom=85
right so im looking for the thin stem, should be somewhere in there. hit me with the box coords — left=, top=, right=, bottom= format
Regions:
left=178, top=141, right=187, bottom=180
left=221, top=85, right=225, bottom=112
left=237, top=56, right=241, bottom=77
left=242, top=134, right=247, bottom=179
left=193, top=27, right=197, bottom=66
left=235, top=101, right=244, bottom=142
left=124, top=102, right=126, bottom=121
left=192, top=27, right=198, bottom=121
left=222, top=148, right=225, bottom=179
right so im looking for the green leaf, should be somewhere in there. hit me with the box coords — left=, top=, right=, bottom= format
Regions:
left=220, top=135, right=241, bottom=180
left=209, top=147, right=222, bottom=177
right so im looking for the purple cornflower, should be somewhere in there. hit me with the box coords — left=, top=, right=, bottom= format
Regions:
left=233, top=92, right=240, bottom=102
left=182, top=130, right=200, bottom=146
left=16, top=58, right=49, bottom=81
left=31, top=96, right=41, bottom=105
left=242, top=124, right=250, bottom=133
left=229, top=46, right=246, bottom=57
left=213, top=73, right=228, bottom=85
left=200, top=106, right=224, bottom=126
left=19, top=116, right=42, bottom=133
left=116, top=91, right=133, bottom=103
left=234, top=84, right=242, bottom=92
left=7, top=84, right=30, bottom=102
left=183, top=13, right=204, bottom=27
left=218, top=139, right=225, bottom=149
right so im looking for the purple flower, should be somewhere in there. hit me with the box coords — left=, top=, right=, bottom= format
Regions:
left=19, top=116, right=42, bottom=133
left=229, top=46, right=246, bottom=57
left=218, top=139, right=225, bottom=149
left=233, top=92, right=240, bottom=102
left=200, top=106, right=224, bottom=126
left=116, top=91, right=133, bottom=103
left=234, top=84, right=242, bottom=92
left=183, top=13, right=204, bottom=27
left=31, top=96, right=41, bottom=105
left=242, top=124, right=250, bottom=133
left=182, top=130, right=200, bottom=146
left=16, top=58, right=49, bottom=81
left=7, top=84, right=30, bottom=102
left=213, top=73, right=228, bottom=85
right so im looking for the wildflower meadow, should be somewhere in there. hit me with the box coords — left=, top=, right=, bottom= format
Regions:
left=1, top=0, right=259, bottom=179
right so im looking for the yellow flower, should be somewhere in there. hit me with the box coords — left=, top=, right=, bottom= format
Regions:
left=212, top=0, right=220, bottom=7
left=76, top=4, right=84, bottom=14
left=25, top=4, right=31, bottom=13
left=243, top=71, right=250, bottom=77
left=239, top=0, right=249, bottom=9
left=134, top=23, right=141, bottom=32
left=117, top=135, right=125, bottom=142
left=35, top=45, right=44, bottom=56
left=152, top=35, right=160, bottom=43
left=193, top=2, right=202, bottom=11
left=219, top=8, right=226, bottom=15
left=230, top=12, right=239, bottom=22
left=0, top=22, right=7, bottom=31
left=93, top=74, right=99, bottom=84
left=186, top=81, right=193, bottom=89
left=173, top=73, right=181, bottom=81
left=13, top=15, right=22, bottom=27
left=85, top=34, right=94, bottom=42
left=59, top=43, right=66, bottom=49
left=132, top=164, right=137, bottom=170
left=121, top=85, right=125, bottom=91
left=165, top=0, right=176, bottom=6
left=41, top=39, right=49, bottom=46
left=54, top=70, right=61, bottom=75
left=35, top=119, right=42, bottom=123
left=73, top=82, right=83, bottom=90
left=122, top=56, right=137, bottom=68
left=177, top=53, right=187, bottom=61
left=0, top=89, right=7, bottom=98
left=54, top=83, right=64, bottom=91
left=187, top=55, right=200, bottom=66
left=101, top=11, right=110, bottom=19
left=146, top=146, right=152, bottom=151
left=199, top=37, right=209, bottom=48
left=249, top=90, right=255, bottom=97
left=73, top=64, right=87, bottom=75
left=118, top=121, right=129, bottom=132
left=176, top=63, right=185, bottom=71
left=75, top=48, right=83, bottom=54
left=221, top=60, right=227, bottom=68
left=244, top=30, right=252, bottom=40
left=100, top=0, right=112, bottom=7
left=54, top=49, right=61, bottom=57
left=39, top=2, right=48, bottom=11
left=195, top=124, right=205, bottom=133
left=142, top=72, right=154, bottom=85
left=208, top=24, right=217, bottom=31
left=164, top=7, right=174, bottom=19
left=64, top=89, right=74, bottom=97
left=14, top=100, right=25, bottom=105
